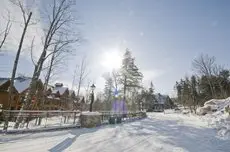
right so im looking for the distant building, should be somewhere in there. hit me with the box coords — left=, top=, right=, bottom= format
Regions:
left=45, top=83, right=72, bottom=110
left=154, top=93, right=174, bottom=111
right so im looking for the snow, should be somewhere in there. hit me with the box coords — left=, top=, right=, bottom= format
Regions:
left=198, top=97, right=230, bottom=139
left=69, top=90, right=75, bottom=96
left=0, top=115, right=80, bottom=132
left=81, top=111, right=102, bottom=115
left=53, top=86, right=68, bottom=95
left=14, top=78, right=31, bottom=93
left=1, top=112, right=230, bottom=152
left=47, top=95, right=60, bottom=100
left=204, top=97, right=230, bottom=112
left=155, top=93, right=167, bottom=104
left=51, top=90, right=59, bottom=94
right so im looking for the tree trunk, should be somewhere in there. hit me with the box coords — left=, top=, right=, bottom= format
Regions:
left=14, top=65, right=39, bottom=129
left=3, top=12, right=32, bottom=131
left=208, top=79, right=216, bottom=98
left=25, top=50, right=47, bottom=110
left=42, top=49, right=55, bottom=107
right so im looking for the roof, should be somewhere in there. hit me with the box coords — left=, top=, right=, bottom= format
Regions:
left=53, top=86, right=68, bottom=95
left=155, top=94, right=168, bottom=104
left=52, top=90, right=59, bottom=94
left=14, top=77, right=31, bottom=93
left=0, top=78, right=9, bottom=87
left=69, top=90, right=75, bottom=96
left=47, top=84, right=54, bottom=90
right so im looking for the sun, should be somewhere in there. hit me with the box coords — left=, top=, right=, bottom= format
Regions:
left=101, top=49, right=122, bottom=70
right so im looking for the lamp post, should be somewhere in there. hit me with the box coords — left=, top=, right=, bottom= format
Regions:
left=89, top=84, right=95, bottom=112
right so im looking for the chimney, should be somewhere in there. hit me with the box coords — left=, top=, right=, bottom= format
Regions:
left=55, top=83, right=63, bottom=87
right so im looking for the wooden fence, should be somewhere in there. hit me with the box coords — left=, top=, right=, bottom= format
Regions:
left=0, top=110, right=146, bottom=133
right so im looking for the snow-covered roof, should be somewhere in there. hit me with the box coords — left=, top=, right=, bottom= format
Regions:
left=53, top=86, right=68, bottom=95
left=52, top=90, right=59, bottom=94
left=14, top=77, right=31, bottom=93
left=46, top=84, right=54, bottom=90
left=0, top=78, right=9, bottom=86
left=155, top=94, right=168, bottom=104
left=69, top=90, right=75, bottom=96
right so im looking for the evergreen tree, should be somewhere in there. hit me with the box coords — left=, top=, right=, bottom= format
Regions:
left=119, top=49, right=143, bottom=100
left=175, top=64, right=230, bottom=113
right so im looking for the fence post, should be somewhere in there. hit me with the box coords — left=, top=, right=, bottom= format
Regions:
left=2, top=110, right=9, bottom=131
left=26, top=113, right=32, bottom=129
left=44, top=112, right=48, bottom=128
left=101, top=114, right=103, bottom=123
left=73, top=112, right=76, bottom=124
left=60, top=112, right=63, bottom=126
left=35, top=117, right=38, bottom=126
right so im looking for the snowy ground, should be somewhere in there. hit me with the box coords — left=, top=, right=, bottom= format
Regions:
left=1, top=112, right=230, bottom=152
left=0, top=116, right=80, bottom=132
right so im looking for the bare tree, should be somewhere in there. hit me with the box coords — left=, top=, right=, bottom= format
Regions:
left=75, top=56, right=89, bottom=97
left=192, top=54, right=216, bottom=98
left=112, top=69, right=119, bottom=91
left=0, top=11, right=12, bottom=50
left=3, top=0, right=33, bottom=131
left=71, top=57, right=89, bottom=110
left=42, top=35, right=73, bottom=104
left=27, top=0, right=79, bottom=106
left=14, top=0, right=80, bottom=128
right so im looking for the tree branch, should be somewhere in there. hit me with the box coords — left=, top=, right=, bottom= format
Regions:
left=30, top=36, right=36, bottom=66
left=0, top=12, right=12, bottom=49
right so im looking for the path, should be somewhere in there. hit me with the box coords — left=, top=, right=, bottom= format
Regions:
left=1, top=112, right=230, bottom=152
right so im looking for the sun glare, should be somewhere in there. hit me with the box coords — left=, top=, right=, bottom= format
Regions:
left=101, top=49, right=122, bottom=70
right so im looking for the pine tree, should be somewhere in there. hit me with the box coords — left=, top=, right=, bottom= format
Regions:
left=118, top=49, right=143, bottom=112
left=120, top=49, right=143, bottom=100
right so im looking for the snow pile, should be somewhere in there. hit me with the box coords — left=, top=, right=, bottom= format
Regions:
left=81, top=112, right=102, bottom=115
left=199, top=97, right=230, bottom=139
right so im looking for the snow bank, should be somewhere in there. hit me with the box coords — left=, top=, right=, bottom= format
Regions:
left=204, top=97, right=230, bottom=112
left=81, top=112, right=102, bottom=115
left=199, top=97, right=230, bottom=139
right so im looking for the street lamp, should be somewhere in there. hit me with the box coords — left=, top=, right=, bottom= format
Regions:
left=89, top=84, right=96, bottom=112
left=90, top=84, right=96, bottom=92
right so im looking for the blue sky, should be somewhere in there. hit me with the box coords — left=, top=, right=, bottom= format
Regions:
left=1, top=0, right=230, bottom=96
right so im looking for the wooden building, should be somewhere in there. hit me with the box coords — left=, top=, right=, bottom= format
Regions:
left=0, top=78, right=77, bottom=111
left=0, top=77, right=43, bottom=110
left=0, top=78, right=19, bottom=110
left=45, top=83, right=74, bottom=110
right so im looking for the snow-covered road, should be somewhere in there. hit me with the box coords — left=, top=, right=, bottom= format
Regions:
left=1, top=112, right=230, bottom=152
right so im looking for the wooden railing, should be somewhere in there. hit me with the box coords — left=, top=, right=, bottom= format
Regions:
left=0, top=110, right=146, bottom=133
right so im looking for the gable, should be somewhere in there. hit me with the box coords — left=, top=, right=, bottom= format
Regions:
left=0, top=79, right=10, bottom=91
